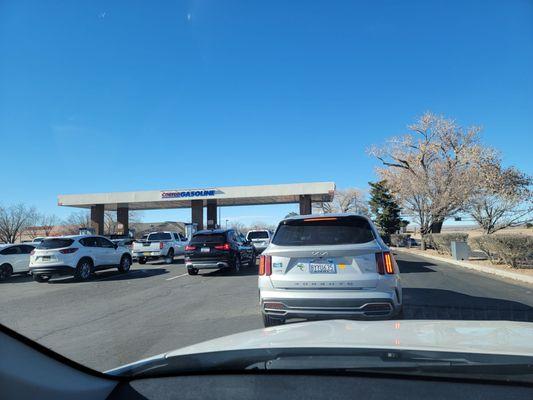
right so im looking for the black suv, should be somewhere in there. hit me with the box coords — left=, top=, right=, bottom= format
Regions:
left=185, top=229, right=255, bottom=275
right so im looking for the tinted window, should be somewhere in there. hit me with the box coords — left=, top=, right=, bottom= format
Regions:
left=20, top=245, right=35, bottom=254
left=173, top=233, right=179, bottom=240
left=0, top=246, right=21, bottom=255
left=247, top=231, right=269, bottom=239
left=38, top=238, right=74, bottom=249
left=190, top=233, right=227, bottom=244
left=272, top=216, right=375, bottom=246
left=147, top=232, right=172, bottom=241
left=97, top=237, right=115, bottom=248
left=80, top=237, right=98, bottom=247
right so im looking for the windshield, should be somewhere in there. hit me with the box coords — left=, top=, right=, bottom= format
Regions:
left=37, top=238, right=74, bottom=249
left=272, top=217, right=375, bottom=246
left=247, top=231, right=269, bottom=240
left=147, top=232, right=172, bottom=241
left=190, top=233, right=227, bottom=244
left=0, top=0, right=532, bottom=387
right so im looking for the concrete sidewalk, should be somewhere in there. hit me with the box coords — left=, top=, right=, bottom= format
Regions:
left=392, top=247, right=533, bottom=285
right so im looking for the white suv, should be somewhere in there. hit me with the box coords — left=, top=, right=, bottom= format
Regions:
left=246, top=230, right=271, bottom=254
left=29, top=235, right=133, bottom=282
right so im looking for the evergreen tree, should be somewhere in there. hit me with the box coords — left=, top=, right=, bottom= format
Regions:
left=368, top=180, right=402, bottom=235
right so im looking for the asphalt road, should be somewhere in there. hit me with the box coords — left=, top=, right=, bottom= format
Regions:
left=1, top=252, right=532, bottom=371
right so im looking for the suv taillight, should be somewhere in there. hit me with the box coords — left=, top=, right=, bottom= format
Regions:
left=185, top=245, right=196, bottom=251
left=59, top=248, right=78, bottom=254
left=375, top=251, right=395, bottom=275
left=259, top=255, right=272, bottom=276
left=159, top=242, right=164, bottom=249
left=214, top=243, right=230, bottom=251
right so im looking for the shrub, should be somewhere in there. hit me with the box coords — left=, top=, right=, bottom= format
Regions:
left=390, top=233, right=411, bottom=247
left=470, top=235, right=532, bottom=268
left=429, top=233, right=469, bottom=255
left=469, top=236, right=501, bottom=263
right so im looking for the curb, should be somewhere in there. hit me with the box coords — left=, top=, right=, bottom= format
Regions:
left=392, top=247, right=533, bottom=285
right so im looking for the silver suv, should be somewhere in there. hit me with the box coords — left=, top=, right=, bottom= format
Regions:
left=258, top=214, right=402, bottom=327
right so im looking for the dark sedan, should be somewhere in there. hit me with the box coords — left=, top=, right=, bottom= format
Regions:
left=185, top=229, right=255, bottom=275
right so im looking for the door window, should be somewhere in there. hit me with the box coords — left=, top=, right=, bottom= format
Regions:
left=20, top=245, right=35, bottom=254
left=96, top=237, right=115, bottom=248
left=0, top=246, right=21, bottom=255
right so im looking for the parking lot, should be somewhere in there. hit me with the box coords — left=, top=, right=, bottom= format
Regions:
left=1, top=252, right=532, bottom=371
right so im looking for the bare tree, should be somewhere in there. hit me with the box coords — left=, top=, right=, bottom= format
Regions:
left=248, top=221, right=276, bottom=232
left=229, top=221, right=247, bottom=233
left=63, top=210, right=144, bottom=235
left=466, top=161, right=532, bottom=234
left=25, top=214, right=61, bottom=238
left=313, top=188, right=368, bottom=215
left=368, top=112, right=493, bottom=247
left=0, top=204, right=38, bottom=243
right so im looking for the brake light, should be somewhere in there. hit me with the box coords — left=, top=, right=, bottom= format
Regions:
left=59, top=248, right=78, bottom=254
left=214, top=243, right=230, bottom=251
left=375, top=252, right=395, bottom=275
left=159, top=242, right=164, bottom=249
left=259, top=255, right=272, bottom=276
left=185, top=245, right=196, bottom=251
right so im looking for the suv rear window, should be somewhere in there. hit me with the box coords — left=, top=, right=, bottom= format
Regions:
left=190, top=233, right=227, bottom=244
left=147, top=232, right=172, bottom=241
left=247, top=231, right=269, bottom=239
left=272, top=216, right=375, bottom=246
left=38, top=238, right=74, bottom=249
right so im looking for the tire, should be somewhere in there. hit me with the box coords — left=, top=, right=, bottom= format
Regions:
left=164, top=249, right=174, bottom=264
left=138, top=258, right=147, bottom=265
left=0, top=264, right=13, bottom=281
left=232, top=256, right=241, bottom=273
left=33, top=275, right=50, bottom=283
left=74, top=258, right=93, bottom=281
left=187, top=267, right=199, bottom=275
left=118, top=255, right=132, bottom=273
left=263, top=314, right=285, bottom=327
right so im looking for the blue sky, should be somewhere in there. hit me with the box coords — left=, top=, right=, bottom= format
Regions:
left=1, top=0, right=532, bottom=225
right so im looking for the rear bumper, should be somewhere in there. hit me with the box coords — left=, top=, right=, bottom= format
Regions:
left=260, top=289, right=402, bottom=320
left=133, top=251, right=163, bottom=258
left=186, top=260, right=230, bottom=270
left=29, top=265, right=75, bottom=276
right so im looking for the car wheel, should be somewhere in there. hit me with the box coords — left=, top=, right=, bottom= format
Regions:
left=263, top=314, right=285, bottom=327
left=33, top=275, right=50, bottom=283
left=232, top=256, right=241, bottom=273
left=0, top=264, right=13, bottom=281
left=138, top=258, right=147, bottom=265
left=187, top=267, right=198, bottom=275
left=164, top=249, right=174, bottom=264
left=74, top=259, right=93, bottom=281
left=118, top=255, right=132, bottom=273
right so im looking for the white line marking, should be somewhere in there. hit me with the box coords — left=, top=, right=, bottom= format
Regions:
left=166, top=273, right=189, bottom=281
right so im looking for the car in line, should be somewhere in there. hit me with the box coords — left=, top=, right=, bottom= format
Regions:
left=29, top=235, right=133, bottom=282
left=258, top=213, right=403, bottom=327
left=0, top=243, right=36, bottom=280
left=246, top=229, right=272, bottom=254
left=185, top=229, right=255, bottom=275
left=132, top=231, right=188, bottom=264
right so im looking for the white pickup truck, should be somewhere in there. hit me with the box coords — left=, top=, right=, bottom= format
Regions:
left=132, top=231, right=189, bottom=264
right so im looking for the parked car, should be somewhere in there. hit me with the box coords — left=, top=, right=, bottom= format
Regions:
left=185, top=229, right=255, bottom=275
left=132, top=231, right=188, bottom=264
left=0, top=243, right=36, bottom=280
left=29, top=235, right=133, bottom=282
left=246, top=229, right=272, bottom=254
left=258, top=213, right=403, bottom=327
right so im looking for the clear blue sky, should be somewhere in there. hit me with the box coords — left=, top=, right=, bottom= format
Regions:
left=1, top=0, right=532, bottom=225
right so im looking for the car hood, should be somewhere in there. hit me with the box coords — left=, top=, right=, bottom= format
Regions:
left=108, top=319, right=533, bottom=375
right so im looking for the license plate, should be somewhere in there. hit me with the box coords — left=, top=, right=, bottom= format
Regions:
left=143, top=252, right=151, bottom=256
left=309, top=263, right=336, bottom=274
left=41, top=256, right=51, bottom=261
left=201, top=247, right=210, bottom=253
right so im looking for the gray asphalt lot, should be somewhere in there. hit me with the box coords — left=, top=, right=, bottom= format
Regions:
left=1, top=253, right=532, bottom=371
